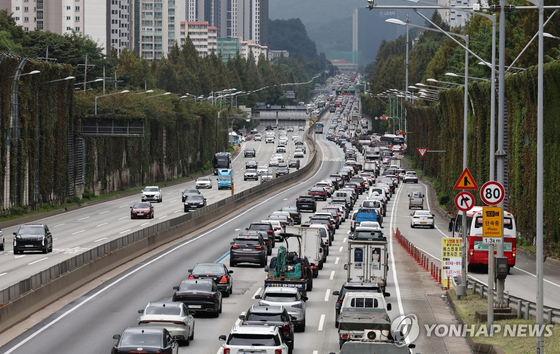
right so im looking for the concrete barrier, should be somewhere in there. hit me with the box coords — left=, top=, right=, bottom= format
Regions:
left=0, top=133, right=320, bottom=334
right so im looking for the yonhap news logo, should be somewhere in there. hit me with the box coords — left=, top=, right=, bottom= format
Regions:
left=391, top=314, right=420, bottom=346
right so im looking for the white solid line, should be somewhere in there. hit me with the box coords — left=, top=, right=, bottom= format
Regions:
left=0, top=272, right=7, bottom=277
left=324, top=289, right=330, bottom=302
left=253, top=287, right=262, bottom=299
left=93, top=237, right=107, bottom=243
left=119, top=229, right=131, bottom=234
left=330, top=271, right=335, bottom=280
left=99, top=211, right=109, bottom=215
left=118, top=216, right=128, bottom=220
left=53, top=238, right=58, bottom=241
left=318, top=314, right=325, bottom=331
left=53, top=223, right=65, bottom=228
left=140, top=222, right=150, bottom=227
left=515, top=267, right=560, bottom=288
left=72, top=230, right=85, bottom=235
left=28, top=257, right=48, bottom=265
left=174, top=210, right=181, bottom=213
left=96, top=223, right=108, bottom=228
left=338, top=246, right=343, bottom=252
left=158, top=215, right=167, bottom=219
left=1, top=155, right=330, bottom=354
left=335, top=257, right=339, bottom=265
left=313, top=351, right=319, bottom=354
left=77, top=216, right=90, bottom=221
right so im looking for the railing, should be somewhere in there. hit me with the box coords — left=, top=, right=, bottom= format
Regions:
left=393, top=227, right=560, bottom=324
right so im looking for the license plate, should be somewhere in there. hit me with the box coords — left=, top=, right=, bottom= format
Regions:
left=243, top=249, right=252, bottom=251
left=25, top=245, right=34, bottom=247
left=420, top=222, right=427, bottom=224
left=188, top=305, right=201, bottom=309
left=137, top=213, right=143, bottom=215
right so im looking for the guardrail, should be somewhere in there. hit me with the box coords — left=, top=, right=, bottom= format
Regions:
left=393, top=227, right=560, bottom=325
left=0, top=129, right=319, bottom=333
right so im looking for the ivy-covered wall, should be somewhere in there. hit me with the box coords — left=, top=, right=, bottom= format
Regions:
left=406, top=60, right=560, bottom=254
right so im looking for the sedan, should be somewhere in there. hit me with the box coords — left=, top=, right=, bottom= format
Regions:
left=182, top=188, right=200, bottom=202
left=254, top=134, right=262, bottom=141
left=288, top=159, right=300, bottom=169
left=269, top=158, right=279, bottom=167
left=410, top=210, right=435, bottom=228
left=276, top=145, right=286, bottom=153
left=131, top=202, right=154, bottom=219
left=294, top=149, right=304, bottom=158
left=308, top=187, right=328, bottom=201
left=13, top=223, right=53, bottom=254
left=188, top=263, right=234, bottom=297
left=403, top=171, right=419, bottom=183
left=111, top=326, right=179, bottom=354
left=195, top=177, right=212, bottom=189
left=183, top=194, right=206, bottom=212
left=172, top=279, right=223, bottom=316
left=273, top=154, right=284, bottom=163
left=138, top=302, right=195, bottom=346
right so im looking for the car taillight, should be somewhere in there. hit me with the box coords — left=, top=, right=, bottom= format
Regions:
left=220, top=276, right=228, bottom=283
left=188, top=275, right=194, bottom=279
left=267, top=231, right=273, bottom=235
left=231, top=245, right=240, bottom=249
left=512, top=246, right=516, bottom=257
left=283, top=324, right=290, bottom=335
left=469, top=248, right=474, bottom=256
left=338, top=298, right=343, bottom=304
left=275, top=350, right=282, bottom=354
left=255, top=246, right=264, bottom=250
left=341, top=334, right=349, bottom=339
left=275, top=227, right=281, bottom=231
left=328, top=224, right=332, bottom=228
left=310, top=264, right=315, bottom=269
left=223, top=349, right=230, bottom=354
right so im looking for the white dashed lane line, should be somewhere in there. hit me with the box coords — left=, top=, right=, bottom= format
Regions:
left=96, top=223, right=108, bottom=228
left=28, top=257, right=48, bottom=265
left=72, top=230, right=85, bottom=235
left=93, top=237, right=107, bottom=243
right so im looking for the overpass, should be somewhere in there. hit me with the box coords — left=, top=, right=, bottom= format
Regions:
left=254, top=104, right=309, bottom=128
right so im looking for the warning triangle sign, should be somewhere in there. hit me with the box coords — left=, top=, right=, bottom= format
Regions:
left=417, top=148, right=428, bottom=158
left=454, top=167, right=479, bottom=190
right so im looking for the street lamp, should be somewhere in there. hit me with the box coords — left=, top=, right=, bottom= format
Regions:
left=427, top=78, right=463, bottom=86
left=94, top=90, right=130, bottom=115
left=445, top=72, right=490, bottom=82
left=136, top=89, right=154, bottom=94
left=146, top=92, right=171, bottom=99
left=74, top=78, right=103, bottom=90
left=385, top=17, right=412, bottom=102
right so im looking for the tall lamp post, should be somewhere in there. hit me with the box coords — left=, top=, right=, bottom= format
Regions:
left=94, top=90, right=130, bottom=115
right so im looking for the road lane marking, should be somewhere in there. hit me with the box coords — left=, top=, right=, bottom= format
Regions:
left=158, top=215, right=167, bottom=220
left=99, top=211, right=109, bottom=215
left=140, top=222, right=150, bottom=227
left=93, top=237, right=107, bottom=243
left=335, top=257, right=339, bottom=265
left=0, top=272, right=7, bottom=277
left=313, top=351, right=318, bottom=354
left=53, top=238, right=58, bottom=240
left=119, top=229, right=131, bottom=234
left=325, top=289, right=330, bottom=301
left=53, top=223, right=65, bottom=228
left=15, top=255, right=25, bottom=259
left=119, top=205, right=128, bottom=208
left=28, top=257, right=48, bottom=265
left=77, top=216, right=90, bottom=221
left=318, top=314, right=325, bottom=331
left=253, top=287, right=262, bottom=299
left=170, top=199, right=177, bottom=203
left=174, top=210, right=181, bottom=213
left=330, top=271, right=335, bottom=280
left=342, top=237, right=347, bottom=242
left=96, top=223, right=108, bottom=228
left=118, top=216, right=128, bottom=220
left=72, top=230, right=85, bottom=235
left=338, top=246, right=343, bottom=253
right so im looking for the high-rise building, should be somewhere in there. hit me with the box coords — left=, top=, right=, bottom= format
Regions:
left=0, top=0, right=130, bottom=55
left=132, top=0, right=178, bottom=61
left=179, top=20, right=217, bottom=57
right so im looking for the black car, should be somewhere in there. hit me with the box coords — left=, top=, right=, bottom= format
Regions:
left=188, top=263, right=233, bottom=297
left=172, top=279, right=223, bottom=317
left=244, top=147, right=256, bottom=157
left=247, top=222, right=276, bottom=248
left=181, top=188, right=200, bottom=202
left=308, top=187, right=328, bottom=201
left=281, top=206, right=301, bottom=225
left=288, top=159, right=300, bottom=169
left=240, top=305, right=295, bottom=354
left=276, top=163, right=289, bottom=176
left=332, top=282, right=388, bottom=327
left=230, top=234, right=268, bottom=267
left=13, top=223, right=53, bottom=254
left=183, top=194, right=206, bottom=212
left=245, top=160, right=258, bottom=169
left=296, top=195, right=317, bottom=212
left=112, top=326, right=179, bottom=354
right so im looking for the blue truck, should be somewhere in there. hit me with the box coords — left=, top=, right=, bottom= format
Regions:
left=217, top=169, right=233, bottom=190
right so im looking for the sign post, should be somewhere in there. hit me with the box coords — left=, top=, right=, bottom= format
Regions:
left=417, top=148, right=428, bottom=158
left=442, top=238, right=462, bottom=289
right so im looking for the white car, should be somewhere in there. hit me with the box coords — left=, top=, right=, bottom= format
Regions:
left=403, top=171, right=418, bottom=183
left=137, top=302, right=195, bottom=346
left=410, top=210, right=435, bottom=228
left=265, top=136, right=274, bottom=144
left=276, top=145, right=286, bottom=153
left=294, top=149, right=304, bottom=158
left=261, top=219, right=283, bottom=240
left=256, top=287, right=307, bottom=332
left=254, top=134, right=262, bottom=141
left=195, top=176, right=212, bottom=189
left=219, top=325, right=289, bottom=354
left=273, top=154, right=284, bottom=163
left=141, top=186, right=163, bottom=203
left=269, top=158, right=279, bottom=167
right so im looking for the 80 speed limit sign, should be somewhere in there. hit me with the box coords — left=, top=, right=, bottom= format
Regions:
left=480, top=181, right=505, bottom=205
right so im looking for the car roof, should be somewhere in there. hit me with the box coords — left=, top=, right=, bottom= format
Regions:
left=263, top=286, right=298, bottom=294
left=229, top=324, right=279, bottom=335
left=249, top=305, right=285, bottom=314
left=122, top=326, right=165, bottom=335
left=146, top=301, right=182, bottom=309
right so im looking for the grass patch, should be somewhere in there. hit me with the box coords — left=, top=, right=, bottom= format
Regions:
left=449, top=289, right=560, bottom=353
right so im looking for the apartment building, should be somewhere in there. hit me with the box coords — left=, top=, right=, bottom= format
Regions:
left=132, top=0, right=178, bottom=61
left=179, top=20, right=217, bottom=57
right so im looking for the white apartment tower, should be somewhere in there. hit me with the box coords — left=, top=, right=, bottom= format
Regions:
left=133, top=0, right=178, bottom=61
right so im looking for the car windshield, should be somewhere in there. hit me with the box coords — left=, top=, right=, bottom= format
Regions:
left=415, top=211, right=432, bottom=216
left=198, top=177, right=210, bottom=182
left=133, top=203, right=151, bottom=208
left=183, top=189, right=198, bottom=194
left=120, top=332, right=162, bottom=347
left=187, top=195, right=204, bottom=201
left=145, top=305, right=182, bottom=316
left=179, top=281, right=213, bottom=292
left=227, top=334, right=279, bottom=346
left=354, top=230, right=384, bottom=240
left=234, top=239, right=260, bottom=246
left=18, top=225, right=44, bottom=235
left=144, top=187, right=159, bottom=192
left=250, top=224, right=270, bottom=231
left=246, top=313, right=283, bottom=321
left=263, top=293, right=298, bottom=302
left=192, top=264, right=224, bottom=275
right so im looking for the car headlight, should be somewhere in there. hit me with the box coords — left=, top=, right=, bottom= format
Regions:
left=15, top=234, right=22, bottom=240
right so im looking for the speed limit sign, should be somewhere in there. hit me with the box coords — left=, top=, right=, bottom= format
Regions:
left=480, top=181, right=505, bottom=205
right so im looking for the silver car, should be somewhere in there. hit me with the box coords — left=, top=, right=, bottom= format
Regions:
left=195, top=177, right=212, bottom=189
left=137, top=301, right=195, bottom=346
left=256, top=286, right=307, bottom=332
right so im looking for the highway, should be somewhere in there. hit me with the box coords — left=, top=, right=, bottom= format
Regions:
left=0, top=128, right=309, bottom=290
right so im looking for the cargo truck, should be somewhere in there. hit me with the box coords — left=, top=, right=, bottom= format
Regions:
left=285, top=226, right=324, bottom=278
left=344, top=239, right=388, bottom=292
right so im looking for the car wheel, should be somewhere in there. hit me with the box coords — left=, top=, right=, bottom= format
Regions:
left=184, top=207, right=188, bottom=212
left=49, top=243, right=53, bottom=252
left=219, top=301, right=223, bottom=313
left=0, top=243, right=4, bottom=251
left=230, top=259, right=235, bottom=267
left=151, top=213, right=154, bottom=219
left=183, top=335, right=190, bottom=346
left=299, top=319, right=306, bottom=332
left=335, top=319, right=339, bottom=328
left=430, top=225, right=435, bottom=229
left=42, top=246, right=48, bottom=254
left=261, top=259, right=267, bottom=267
left=411, top=224, right=415, bottom=228
left=190, top=325, right=194, bottom=340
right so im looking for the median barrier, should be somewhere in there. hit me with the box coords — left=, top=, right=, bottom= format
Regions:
left=0, top=133, right=320, bottom=334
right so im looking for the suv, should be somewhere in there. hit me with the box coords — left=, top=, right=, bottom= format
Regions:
left=244, top=147, right=256, bottom=157
left=230, top=234, right=268, bottom=267
left=244, top=168, right=258, bottom=181
left=245, top=160, right=258, bottom=170
left=13, top=223, right=53, bottom=254
left=142, top=186, right=163, bottom=203
left=240, top=305, right=295, bottom=353
left=256, top=287, right=307, bottom=332
left=276, top=163, right=289, bottom=176
left=183, top=194, right=207, bottom=212
left=247, top=222, right=276, bottom=248
left=219, top=325, right=290, bottom=354
left=331, top=282, right=387, bottom=328
left=296, top=195, right=317, bottom=212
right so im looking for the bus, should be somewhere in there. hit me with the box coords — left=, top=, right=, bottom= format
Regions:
left=448, top=206, right=517, bottom=272
left=315, top=122, right=324, bottom=134
left=380, top=134, right=405, bottom=145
